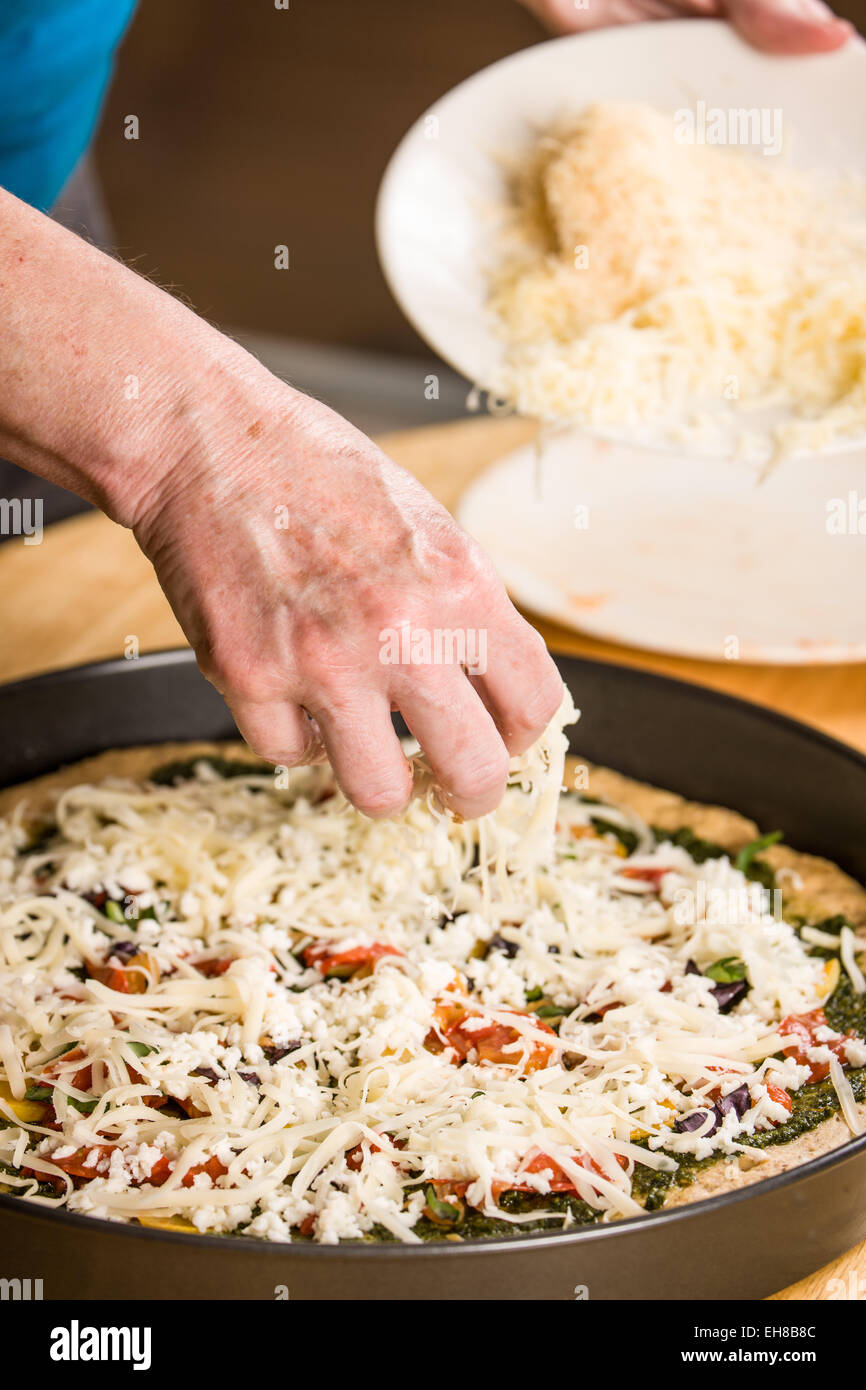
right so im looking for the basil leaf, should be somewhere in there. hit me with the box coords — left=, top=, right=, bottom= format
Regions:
left=590, top=817, right=639, bottom=856
left=424, top=1185, right=464, bottom=1226
left=735, top=831, right=782, bottom=875
left=652, top=826, right=726, bottom=865
left=706, top=956, right=747, bottom=984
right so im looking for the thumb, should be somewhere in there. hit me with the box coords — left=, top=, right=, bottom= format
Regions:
left=724, top=0, right=855, bottom=53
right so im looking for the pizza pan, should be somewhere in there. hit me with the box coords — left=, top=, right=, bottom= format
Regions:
left=0, top=649, right=864, bottom=1300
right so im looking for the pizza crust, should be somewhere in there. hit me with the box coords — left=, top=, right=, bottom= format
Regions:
left=0, top=742, right=261, bottom=823
left=1, top=741, right=864, bottom=1219
left=661, top=1112, right=858, bottom=1208
left=570, top=756, right=866, bottom=1204
left=574, top=757, right=866, bottom=930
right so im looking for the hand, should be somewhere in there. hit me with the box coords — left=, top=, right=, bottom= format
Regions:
left=131, top=369, right=564, bottom=820
left=0, top=189, right=563, bottom=823
left=519, top=0, right=855, bottom=53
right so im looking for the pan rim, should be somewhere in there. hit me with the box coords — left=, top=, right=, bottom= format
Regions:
left=1, top=1129, right=863, bottom=1258
left=1, top=646, right=864, bottom=1258
left=2, top=645, right=865, bottom=778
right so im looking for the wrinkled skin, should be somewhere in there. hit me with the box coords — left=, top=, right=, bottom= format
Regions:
left=520, top=0, right=854, bottom=53
left=133, top=379, right=563, bottom=821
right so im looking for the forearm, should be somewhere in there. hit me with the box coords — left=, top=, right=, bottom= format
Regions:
left=0, top=186, right=273, bottom=527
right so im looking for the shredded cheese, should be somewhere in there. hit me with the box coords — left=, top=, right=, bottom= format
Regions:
left=0, top=690, right=861, bottom=1242
left=829, top=1056, right=864, bottom=1137
left=841, top=925, right=866, bottom=995
left=487, top=102, right=866, bottom=456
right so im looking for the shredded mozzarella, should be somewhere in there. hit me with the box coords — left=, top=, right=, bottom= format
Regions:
left=829, top=1057, right=864, bottom=1137
left=841, top=925, right=866, bottom=995
left=0, top=691, right=860, bottom=1242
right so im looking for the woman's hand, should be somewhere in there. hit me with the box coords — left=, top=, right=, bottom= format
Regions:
left=131, top=376, right=563, bottom=821
left=519, top=0, right=855, bottom=53
left=0, top=188, right=562, bottom=821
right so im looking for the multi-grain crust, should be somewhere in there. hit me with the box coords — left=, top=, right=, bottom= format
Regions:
left=2, top=743, right=865, bottom=1221
left=573, top=756, right=866, bottom=1207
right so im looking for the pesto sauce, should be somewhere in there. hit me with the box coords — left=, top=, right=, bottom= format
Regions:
left=652, top=825, right=727, bottom=864
left=589, top=817, right=639, bottom=856
left=359, top=1192, right=604, bottom=1243
left=824, top=961, right=866, bottom=1037
left=652, top=824, right=777, bottom=887
left=622, top=941, right=866, bottom=1215
left=150, top=755, right=264, bottom=785
left=398, top=923, right=866, bottom=1240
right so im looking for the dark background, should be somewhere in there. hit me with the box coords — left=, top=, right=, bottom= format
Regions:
left=92, top=0, right=546, bottom=356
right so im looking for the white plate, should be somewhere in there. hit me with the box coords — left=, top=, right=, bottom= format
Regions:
left=457, top=430, right=866, bottom=663
left=376, top=20, right=866, bottom=458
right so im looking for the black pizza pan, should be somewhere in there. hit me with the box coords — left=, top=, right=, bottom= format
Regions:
left=0, top=648, right=864, bottom=1301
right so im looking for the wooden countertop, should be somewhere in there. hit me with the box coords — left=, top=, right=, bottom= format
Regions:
left=0, top=414, right=863, bottom=1299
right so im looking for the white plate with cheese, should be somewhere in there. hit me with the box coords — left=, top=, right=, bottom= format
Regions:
left=376, top=20, right=866, bottom=461
left=377, top=21, right=866, bottom=660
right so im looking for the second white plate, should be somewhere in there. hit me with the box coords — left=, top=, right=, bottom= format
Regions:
left=457, top=432, right=866, bottom=663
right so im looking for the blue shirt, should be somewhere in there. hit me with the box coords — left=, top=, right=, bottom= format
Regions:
left=0, top=0, right=136, bottom=211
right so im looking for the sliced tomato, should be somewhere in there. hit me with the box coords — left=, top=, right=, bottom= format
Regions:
left=123, top=1153, right=228, bottom=1188
left=765, top=1083, right=793, bottom=1116
left=435, top=1150, right=629, bottom=1204
left=175, top=1096, right=208, bottom=1119
left=436, top=1010, right=556, bottom=1072
left=144, top=1155, right=173, bottom=1186
left=194, top=957, right=235, bottom=978
left=345, top=1143, right=367, bottom=1172
left=345, top=1134, right=406, bottom=1171
left=304, top=941, right=402, bottom=979
left=779, top=1008, right=851, bottom=1083
left=620, top=866, right=671, bottom=886
left=495, top=1149, right=628, bottom=1199
left=180, top=1156, right=228, bottom=1188
left=500, top=1151, right=579, bottom=1195
left=27, top=1145, right=227, bottom=1193
left=423, top=996, right=470, bottom=1055
left=38, top=1046, right=95, bottom=1096
left=40, top=1046, right=89, bottom=1084
left=87, top=952, right=157, bottom=995
left=30, top=1143, right=117, bottom=1190
left=594, top=1000, right=624, bottom=1019
left=127, top=1065, right=168, bottom=1110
